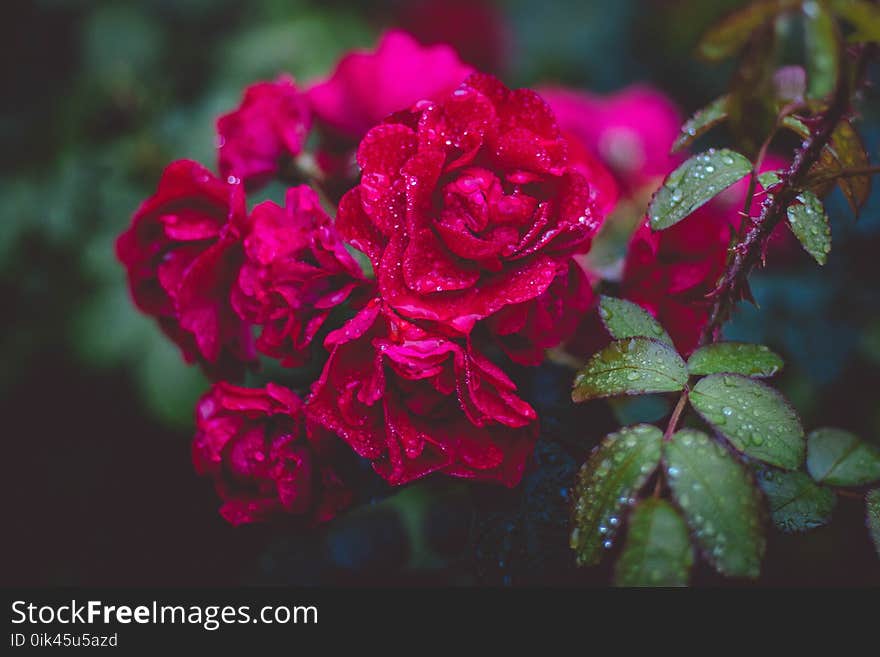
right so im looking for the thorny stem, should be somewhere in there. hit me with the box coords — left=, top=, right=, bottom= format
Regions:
left=699, top=46, right=874, bottom=346
left=653, top=47, right=875, bottom=499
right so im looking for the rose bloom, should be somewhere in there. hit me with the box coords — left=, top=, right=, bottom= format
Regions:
left=115, top=160, right=254, bottom=377
left=217, top=75, right=312, bottom=187
left=336, top=73, right=608, bottom=355
left=306, top=299, right=539, bottom=487
left=193, top=382, right=352, bottom=526
left=307, top=30, right=474, bottom=141
left=231, top=185, right=369, bottom=367
left=539, top=85, right=683, bottom=193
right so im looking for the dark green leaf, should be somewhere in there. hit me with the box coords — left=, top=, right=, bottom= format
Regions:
left=690, top=374, right=805, bottom=469
left=806, top=427, right=880, bottom=486
left=804, top=1, right=840, bottom=98
left=614, top=499, right=694, bottom=587
left=831, top=0, right=880, bottom=43
left=572, top=338, right=688, bottom=402
left=867, top=488, right=880, bottom=557
left=698, top=0, right=799, bottom=61
left=648, top=149, right=752, bottom=230
left=664, top=430, right=765, bottom=578
left=570, top=425, right=663, bottom=566
left=787, top=190, right=831, bottom=265
left=756, top=468, right=836, bottom=533
left=598, top=296, right=673, bottom=345
left=828, top=119, right=871, bottom=215
left=672, top=95, right=729, bottom=153
left=687, top=342, right=783, bottom=378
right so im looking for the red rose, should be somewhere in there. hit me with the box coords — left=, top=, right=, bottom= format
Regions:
left=193, top=382, right=352, bottom=526
left=336, top=73, right=607, bottom=336
left=621, top=206, right=729, bottom=355
left=115, top=160, right=254, bottom=376
left=231, top=185, right=369, bottom=367
left=217, top=75, right=311, bottom=187
left=306, top=299, right=539, bottom=487
left=307, top=30, right=473, bottom=141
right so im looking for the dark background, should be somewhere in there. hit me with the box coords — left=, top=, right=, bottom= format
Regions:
left=2, top=0, right=879, bottom=586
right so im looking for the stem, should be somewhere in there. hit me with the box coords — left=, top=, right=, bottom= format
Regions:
left=699, top=47, right=872, bottom=346
left=653, top=388, right=689, bottom=498
left=664, top=390, right=689, bottom=442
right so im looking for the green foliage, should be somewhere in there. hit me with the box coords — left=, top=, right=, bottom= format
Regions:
left=689, top=374, right=805, bottom=469
left=687, top=342, right=783, bottom=377
left=570, top=425, right=663, bottom=566
left=614, top=499, right=693, bottom=587
left=787, top=191, right=832, bottom=264
left=664, top=429, right=766, bottom=578
left=672, top=95, right=729, bottom=153
left=567, top=0, right=880, bottom=585
left=806, top=428, right=880, bottom=486
left=803, top=1, right=840, bottom=98
left=756, top=468, right=836, bottom=533
left=757, top=170, right=782, bottom=188
left=598, top=296, right=673, bottom=345
left=647, top=149, right=752, bottom=230
left=572, top=339, right=688, bottom=402
left=867, top=489, right=880, bottom=557
left=830, top=0, right=880, bottom=43
left=697, top=0, right=800, bottom=61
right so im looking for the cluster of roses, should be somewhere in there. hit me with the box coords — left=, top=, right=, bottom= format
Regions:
left=117, top=30, right=787, bottom=527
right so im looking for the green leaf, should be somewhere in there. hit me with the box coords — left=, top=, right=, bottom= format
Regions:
left=780, top=115, right=811, bottom=139
left=689, top=374, right=805, bottom=469
left=672, top=95, right=729, bottom=153
left=648, top=149, right=752, bottom=230
left=598, top=296, right=673, bottom=345
left=687, top=342, right=783, bottom=378
left=698, top=0, right=799, bottom=61
left=614, top=499, right=694, bottom=587
left=806, top=428, right=880, bottom=486
left=787, top=190, right=831, bottom=265
left=804, top=1, right=840, bottom=98
left=757, top=170, right=782, bottom=189
left=664, top=430, right=765, bottom=578
left=572, top=339, right=688, bottom=402
left=831, top=0, right=880, bottom=43
left=867, top=488, right=880, bottom=558
left=570, top=425, right=663, bottom=566
left=756, top=468, right=836, bottom=533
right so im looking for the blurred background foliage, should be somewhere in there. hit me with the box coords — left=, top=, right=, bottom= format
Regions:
left=2, top=0, right=879, bottom=586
